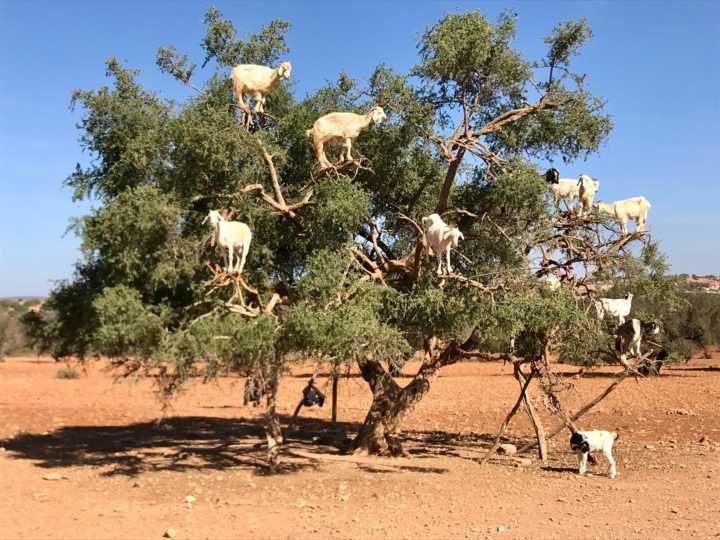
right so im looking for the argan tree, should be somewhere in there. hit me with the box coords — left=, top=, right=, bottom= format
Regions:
left=27, top=8, right=669, bottom=465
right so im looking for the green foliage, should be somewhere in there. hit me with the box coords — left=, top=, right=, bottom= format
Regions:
left=32, top=9, right=666, bottom=404
left=201, top=7, right=290, bottom=68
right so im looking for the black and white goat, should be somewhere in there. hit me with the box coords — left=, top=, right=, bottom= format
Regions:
left=570, top=430, right=619, bottom=479
left=615, top=318, right=660, bottom=369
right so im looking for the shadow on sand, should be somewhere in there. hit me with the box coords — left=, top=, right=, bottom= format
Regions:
left=0, top=416, right=501, bottom=477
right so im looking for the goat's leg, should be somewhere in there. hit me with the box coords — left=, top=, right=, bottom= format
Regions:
left=342, top=138, right=352, bottom=162
left=227, top=246, right=234, bottom=274
left=236, top=243, right=248, bottom=275
left=252, top=91, right=264, bottom=113
left=436, top=256, right=443, bottom=275
left=577, top=451, right=587, bottom=475
left=604, top=448, right=617, bottom=479
left=445, top=247, right=453, bottom=274
left=315, top=141, right=331, bottom=169
left=233, top=84, right=252, bottom=115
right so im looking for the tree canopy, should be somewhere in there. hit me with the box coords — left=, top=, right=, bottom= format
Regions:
left=26, top=9, right=683, bottom=466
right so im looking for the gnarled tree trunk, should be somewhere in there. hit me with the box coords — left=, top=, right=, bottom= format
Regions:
left=351, top=337, right=464, bottom=456
left=263, top=357, right=283, bottom=470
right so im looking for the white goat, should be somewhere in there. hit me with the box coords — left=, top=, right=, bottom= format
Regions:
left=422, top=213, right=464, bottom=275
left=577, top=174, right=600, bottom=213
left=615, top=318, right=660, bottom=368
left=545, top=169, right=599, bottom=213
left=305, top=106, right=387, bottom=169
left=230, top=62, right=292, bottom=114
left=595, top=196, right=652, bottom=234
left=570, top=430, right=618, bottom=479
left=203, top=210, right=252, bottom=275
left=548, top=178, right=581, bottom=210
left=594, top=293, right=633, bottom=324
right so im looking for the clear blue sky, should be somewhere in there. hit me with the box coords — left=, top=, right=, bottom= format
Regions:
left=1, top=0, right=718, bottom=297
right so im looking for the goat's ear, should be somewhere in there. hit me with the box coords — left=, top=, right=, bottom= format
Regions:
left=201, top=214, right=209, bottom=224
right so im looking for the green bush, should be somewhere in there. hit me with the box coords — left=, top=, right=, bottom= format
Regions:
left=56, top=367, right=80, bottom=379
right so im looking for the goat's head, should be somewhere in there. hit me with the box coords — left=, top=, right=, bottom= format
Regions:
left=577, top=174, right=598, bottom=190
left=422, top=213, right=443, bottom=229
left=277, top=62, right=292, bottom=80
left=369, top=106, right=387, bottom=124
left=545, top=168, right=560, bottom=184
left=642, top=321, right=661, bottom=335
left=624, top=292, right=634, bottom=301
left=203, top=210, right=224, bottom=227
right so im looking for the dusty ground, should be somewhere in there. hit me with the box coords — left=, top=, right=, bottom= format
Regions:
left=1, top=354, right=719, bottom=540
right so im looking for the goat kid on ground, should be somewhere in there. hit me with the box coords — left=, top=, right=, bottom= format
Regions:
left=570, top=430, right=619, bottom=479
left=421, top=213, right=464, bottom=275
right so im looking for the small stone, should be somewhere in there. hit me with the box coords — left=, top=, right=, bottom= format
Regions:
left=498, top=444, right=517, bottom=456
left=512, top=457, right=532, bottom=467
left=644, top=444, right=655, bottom=450
left=339, top=494, right=350, bottom=502
left=297, top=499, right=307, bottom=508
left=352, top=517, right=361, bottom=523
left=43, top=473, right=65, bottom=481
left=185, top=495, right=196, bottom=504
left=496, top=525, right=506, bottom=533
left=699, top=435, right=709, bottom=443
left=194, top=487, right=203, bottom=495
left=557, top=497, right=568, bottom=503
left=163, top=528, right=176, bottom=538
left=670, top=507, right=679, bottom=514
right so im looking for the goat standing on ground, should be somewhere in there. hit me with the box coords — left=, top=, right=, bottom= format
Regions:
left=570, top=430, right=619, bottom=479
left=594, top=293, right=634, bottom=324
left=595, top=196, right=652, bottom=234
left=203, top=210, right=252, bottom=274
left=422, top=213, right=464, bottom=275
left=305, top=106, right=387, bottom=169
left=230, top=62, right=292, bottom=115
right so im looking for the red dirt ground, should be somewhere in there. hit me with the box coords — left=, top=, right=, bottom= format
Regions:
left=1, top=354, right=719, bottom=540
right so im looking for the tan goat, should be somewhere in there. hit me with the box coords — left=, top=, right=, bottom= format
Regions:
left=305, top=106, right=387, bottom=169
left=230, top=62, right=292, bottom=114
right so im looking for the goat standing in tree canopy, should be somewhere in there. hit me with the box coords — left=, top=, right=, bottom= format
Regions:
left=305, top=106, right=387, bottom=169
left=230, top=62, right=292, bottom=115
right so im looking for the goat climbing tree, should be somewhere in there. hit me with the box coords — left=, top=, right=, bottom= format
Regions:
left=26, top=8, right=680, bottom=466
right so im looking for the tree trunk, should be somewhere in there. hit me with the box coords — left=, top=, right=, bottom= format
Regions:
left=351, top=338, right=463, bottom=456
left=263, top=358, right=283, bottom=470
left=516, top=367, right=548, bottom=463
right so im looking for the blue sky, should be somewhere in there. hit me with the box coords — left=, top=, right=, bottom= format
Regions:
left=1, top=0, right=718, bottom=296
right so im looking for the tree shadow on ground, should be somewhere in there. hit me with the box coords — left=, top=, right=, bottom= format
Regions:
left=0, top=415, right=359, bottom=478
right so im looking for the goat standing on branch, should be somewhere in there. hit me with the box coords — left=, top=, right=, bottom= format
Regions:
left=306, top=106, right=387, bottom=169
left=230, top=62, right=292, bottom=115
left=203, top=210, right=252, bottom=275
left=422, top=213, right=464, bottom=275
left=594, top=292, right=633, bottom=325
left=577, top=174, right=600, bottom=214
left=595, top=196, right=651, bottom=234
